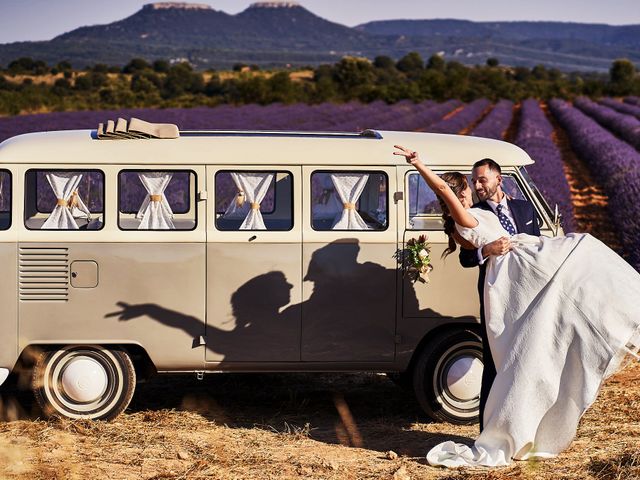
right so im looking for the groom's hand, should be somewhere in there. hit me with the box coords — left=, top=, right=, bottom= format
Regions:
left=482, top=237, right=512, bottom=257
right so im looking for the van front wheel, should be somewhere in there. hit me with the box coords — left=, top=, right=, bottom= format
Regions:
left=413, top=329, right=483, bottom=425
left=32, top=345, right=135, bottom=421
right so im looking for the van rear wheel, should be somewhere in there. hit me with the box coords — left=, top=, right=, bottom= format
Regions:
left=32, top=345, right=135, bottom=421
left=413, top=329, right=483, bottom=425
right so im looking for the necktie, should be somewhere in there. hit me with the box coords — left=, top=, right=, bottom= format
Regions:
left=496, top=204, right=516, bottom=236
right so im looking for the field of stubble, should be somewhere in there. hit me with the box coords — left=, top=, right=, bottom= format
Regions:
left=0, top=359, right=638, bottom=480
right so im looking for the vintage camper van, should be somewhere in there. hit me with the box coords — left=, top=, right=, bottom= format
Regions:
left=0, top=120, right=561, bottom=422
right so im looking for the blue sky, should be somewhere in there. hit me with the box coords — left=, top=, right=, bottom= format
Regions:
left=1, top=0, right=639, bottom=44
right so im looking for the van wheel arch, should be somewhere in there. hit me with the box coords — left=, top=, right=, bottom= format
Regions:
left=19, top=343, right=156, bottom=383
left=402, top=323, right=482, bottom=378
left=387, top=324, right=481, bottom=393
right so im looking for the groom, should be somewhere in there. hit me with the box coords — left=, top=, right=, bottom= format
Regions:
left=459, top=158, right=540, bottom=431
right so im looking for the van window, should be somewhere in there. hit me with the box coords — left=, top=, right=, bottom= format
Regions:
left=407, top=172, right=527, bottom=230
left=311, top=171, right=388, bottom=231
left=25, top=169, right=104, bottom=230
left=501, top=176, right=526, bottom=201
left=118, top=170, right=196, bottom=231
left=0, top=170, right=11, bottom=230
left=215, top=171, right=293, bottom=231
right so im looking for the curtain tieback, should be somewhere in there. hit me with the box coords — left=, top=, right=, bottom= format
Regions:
left=236, top=190, right=245, bottom=207
left=250, top=202, right=261, bottom=210
left=149, top=194, right=162, bottom=202
left=343, top=202, right=356, bottom=210
left=56, top=191, right=79, bottom=208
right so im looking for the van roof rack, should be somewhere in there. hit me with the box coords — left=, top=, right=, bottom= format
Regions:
left=96, top=118, right=382, bottom=141
left=97, top=118, right=180, bottom=140
left=178, top=129, right=383, bottom=139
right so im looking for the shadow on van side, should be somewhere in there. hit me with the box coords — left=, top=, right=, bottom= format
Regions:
left=103, top=239, right=455, bottom=364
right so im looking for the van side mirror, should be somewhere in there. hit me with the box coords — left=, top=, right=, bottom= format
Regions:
left=553, top=204, right=562, bottom=236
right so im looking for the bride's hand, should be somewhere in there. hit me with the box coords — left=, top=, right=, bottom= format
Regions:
left=393, top=145, right=421, bottom=165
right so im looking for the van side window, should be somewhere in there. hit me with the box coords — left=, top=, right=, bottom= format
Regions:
left=118, top=170, right=196, bottom=231
left=0, top=170, right=11, bottom=230
left=407, top=172, right=443, bottom=230
left=311, top=171, right=388, bottom=231
left=215, top=171, right=292, bottom=231
left=408, top=171, right=529, bottom=230
left=24, top=169, right=104, bottom=230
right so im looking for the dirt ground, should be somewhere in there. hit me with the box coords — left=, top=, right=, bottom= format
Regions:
left=0, top=360, right=638, bottom=480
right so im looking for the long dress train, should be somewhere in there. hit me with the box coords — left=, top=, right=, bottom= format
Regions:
left=427, top=208, right=640, bottom=467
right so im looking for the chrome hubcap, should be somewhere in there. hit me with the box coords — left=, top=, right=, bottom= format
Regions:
left=445, top=356, right=483, bottom=402
left=60, top=357, right=108, bottom=403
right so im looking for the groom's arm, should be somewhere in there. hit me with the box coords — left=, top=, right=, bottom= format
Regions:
left=459, top=238, right=513, bottom=268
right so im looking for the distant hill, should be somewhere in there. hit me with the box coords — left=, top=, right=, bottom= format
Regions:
left=0, top=2, right=638, bottom=72
left=356, top=19, right=640, bottom=49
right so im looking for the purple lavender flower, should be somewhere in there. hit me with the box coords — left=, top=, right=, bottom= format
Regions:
left=574, top=97, right=640, bottom=150
left=469, top=99, right=514, bottom=140
left=515, top=99, right=576, bottom=232
left=599, top=98, right=640, bottom=121
left=549, top=98, right=640, bottom=270
left=428, top=99, right=491, bottom=134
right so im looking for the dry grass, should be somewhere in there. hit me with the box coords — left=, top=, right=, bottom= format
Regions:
left=0, top=361, right=638, bottom=480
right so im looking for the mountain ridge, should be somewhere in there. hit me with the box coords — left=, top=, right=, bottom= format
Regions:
left=1, top=2, right=638, bottom=72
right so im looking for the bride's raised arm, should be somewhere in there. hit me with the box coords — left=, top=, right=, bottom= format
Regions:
left=393, top=145, right=478, bottom=228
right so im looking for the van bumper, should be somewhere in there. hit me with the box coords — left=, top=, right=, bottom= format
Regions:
left=0, top=368, right=9, bottom=387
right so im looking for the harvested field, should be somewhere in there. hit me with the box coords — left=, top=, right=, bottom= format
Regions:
left=0, top=360, right=639, bottom=479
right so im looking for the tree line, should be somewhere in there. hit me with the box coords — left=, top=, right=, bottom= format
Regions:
left=0, top=53, right=638, bottom=115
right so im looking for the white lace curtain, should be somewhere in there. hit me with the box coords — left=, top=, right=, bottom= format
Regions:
left=223, top=172, right=274, bottom=230
left=42, top=172, right=91, bottom=229
left=135, top=172, right=175, bottom=230
left=330, top=173, right=370, bottom=230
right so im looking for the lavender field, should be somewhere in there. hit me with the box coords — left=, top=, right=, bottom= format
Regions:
left=1, top=96, right=639, bottom=269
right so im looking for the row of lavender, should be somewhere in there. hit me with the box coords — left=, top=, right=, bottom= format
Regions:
left=514, top=100, right=577, bottom=233
left=550, top=99, right=640, bottom=270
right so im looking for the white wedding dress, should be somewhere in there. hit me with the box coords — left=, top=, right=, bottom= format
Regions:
left=427, top=207, right=640, bottom=467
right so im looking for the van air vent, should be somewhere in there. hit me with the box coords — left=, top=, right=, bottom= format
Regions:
left=19, top=247, right=69, bottom=302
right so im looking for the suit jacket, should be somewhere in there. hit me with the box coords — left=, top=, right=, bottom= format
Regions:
left=459, top=199, right=541, bottom=297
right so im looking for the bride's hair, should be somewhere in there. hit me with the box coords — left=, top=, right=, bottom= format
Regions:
left=438, top=172, right=469, bottom=258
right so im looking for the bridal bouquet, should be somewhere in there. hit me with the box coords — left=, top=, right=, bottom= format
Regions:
left=396, top=234, right=434, bottom=284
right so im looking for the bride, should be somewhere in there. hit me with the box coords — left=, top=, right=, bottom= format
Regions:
left=393, top=145, right=640, bottom=467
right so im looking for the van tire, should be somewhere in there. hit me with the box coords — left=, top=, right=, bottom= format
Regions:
left=412, top=329, right=483, bottom=425
left=32, top=345, right=135, bottom=421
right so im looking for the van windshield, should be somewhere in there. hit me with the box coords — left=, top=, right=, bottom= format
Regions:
left=518, top=166, right=554, bottom=221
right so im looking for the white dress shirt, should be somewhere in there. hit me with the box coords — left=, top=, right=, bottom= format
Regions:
left=477, top=195, right=518, bottom=265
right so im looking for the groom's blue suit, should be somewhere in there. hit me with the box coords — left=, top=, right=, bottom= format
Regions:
left=459, top=199, right=540, bottom=430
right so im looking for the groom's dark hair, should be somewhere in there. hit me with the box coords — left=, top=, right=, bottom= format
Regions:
left=473, top=158, right=502, bottom=174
